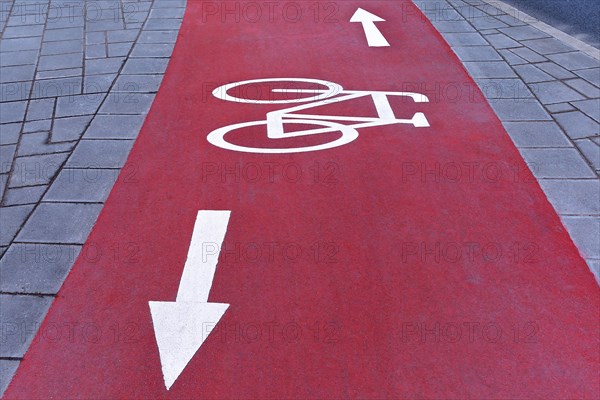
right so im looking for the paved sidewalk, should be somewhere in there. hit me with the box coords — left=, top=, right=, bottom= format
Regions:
left=0, top=0, right=185, bottom=393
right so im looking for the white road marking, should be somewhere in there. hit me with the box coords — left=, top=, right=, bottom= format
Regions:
left=149, top=210, right=231, bottom=390
left=350, top=8, right=390, bottom=47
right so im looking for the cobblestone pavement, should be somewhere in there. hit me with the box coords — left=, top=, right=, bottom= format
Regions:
left=0, top=0, right=185, bottom=392
left=0, top=0, right=598, bottom=395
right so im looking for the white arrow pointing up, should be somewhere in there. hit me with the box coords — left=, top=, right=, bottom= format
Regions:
left=350, top=8, right=390, bottom=47
left=149, top=210, right=231, bottom=390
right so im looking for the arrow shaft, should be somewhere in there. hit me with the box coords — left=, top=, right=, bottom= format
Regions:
left=362, top=21, right=390, bottom=47
left=176, top=210, right=231, bottom=302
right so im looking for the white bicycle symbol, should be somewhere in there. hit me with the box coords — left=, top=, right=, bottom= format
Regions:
left=207, top=78, right=430, bottom=154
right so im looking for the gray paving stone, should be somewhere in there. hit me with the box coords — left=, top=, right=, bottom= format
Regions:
left=470, top=17, right=507, bottom=30
left=66, top=139, right=134, bottom=168
left=538, top=180, right=600, bottom=214
left=0, top=294, right=52, bottom=357
left=40, top=39, right=83, bottom=56
left=521, top=37, right=575, bottom=55
left=16, top=203, right=103, bottom=244
left=45, top=16, right=85, bottom=30
left=18, top=132, right=74, bottom=156
left=130, top=43, right=174, bottom=58
left=0, top=100, right=27, bottom=123
left=55, top=93, right=106, bottom=117
left=3, top=185, right=47, bottom=206
left=0, top=82, right=31, bottom=101
left=149, top=8, right=185, bottom=19
left=574, top=139, right=600, bottom=171
left=495, top=13, right=527, bottom=27
left=85, top=44, right=107, bottom=59
left=0, top=123, right=21, bottom=145
left=100, top=92, right=154, bottom=114
left=452, top=45, right=502, bottom=61
left=107, top=29, right=138, bottom=43
left=113, top=74, right=162, bottom=93
left=588, top=260, right=600, bottom=284
left=0, top=49, right=38, bottom=67
left=462, top=61, right=516, bottom=78
left=535, top=62, right=577, bottom=80
left=9, top=152, right=68, bottom=188
left=0, top=36, right=42, bottom=52
left=548, top=52, right=599, bottom=71
left=431, top=19, right=476, bottom=33
left=546, top=103, right=575, bottom=113
left=0, top=144, right=16, bottom=174
left=51, top=115, right=93, bottom=142
left=84, top=114, right=145, bottom=139
left=489, top=98, right=551, bottom=121
left=498, top=25, right=549, bottom=41
left=574, top=68, right=600, bottom=87
left=502, top=121, right=572, bottom=148
left=0, top=205, right=34, bottom=246
left=143, top=18, right=181, bottom=30
left=84, top=74, right=117, bottom=94
left=529, top=81, right=586, bottom=105
left=31, top=76, right=82, bottom=99
left=3, top=24, right=44, bottom=38
left=475, top=78, right=533, bottom=100
left=37, top=53, right=83, bottom=71
left=36, top=67, right=81, bottom=80
left=554, top=111, right=599, bottom=140
left=137, top=30, right=178, bottom=43
left=519, top=148, right=596, bottom=178
left=85, top=57, right=125, bottom=75
left=45, top=168, right=118, bottom=203
left=22, top=120, right=52, bottom=133
left=0, top=243, right=80, bottom=293
left=484, top=33, right=520, bottom=49
left=26, top=98, right=55, bottom=121
left=85, top=31, right=106, bottom=45
left=571, top=99, right=600, bottom=123
left=442, top=32, right=487, bottom=46
left=87, top=19, right=124, bottom=32
left=563, top=79, right=599, bottom=98
left=122, top=57, right=168, bottom=74
left=0, top=360, right=19, bottom=397
left=0, top=64, right=35, bottom=83
left=107, top=41, right=133, bottom=57
left=43, top=27, right=84, bottom=42
left=509, top=47, right=546, bottom=63
left=561, top=217, right=600, bottom=259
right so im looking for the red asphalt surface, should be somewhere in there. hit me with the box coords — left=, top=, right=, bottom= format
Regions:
left=5, top=1, right=599, bottom=398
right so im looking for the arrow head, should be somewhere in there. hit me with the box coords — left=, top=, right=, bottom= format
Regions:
left=350, top=8, right=385, bottom=23
left=149, top=301, right=229, bottom=390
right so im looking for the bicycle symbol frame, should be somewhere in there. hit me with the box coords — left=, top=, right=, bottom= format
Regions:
left=207, top=78, right=430, bottom=154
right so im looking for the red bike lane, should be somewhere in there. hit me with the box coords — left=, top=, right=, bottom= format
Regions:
left=5, top=1, right=599, bottom=398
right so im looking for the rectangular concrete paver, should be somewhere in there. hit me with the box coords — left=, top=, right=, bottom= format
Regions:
left=502, top=121, right=573, bottom=148
left=520, top=148, right=596, bottom=178
left=561, top=217, right=600, bottom=259
left=66, top=139, right=134, bottom=169
left=45, top=168, right=118, bottom=203
left=538, top=180, right=600, bottom=215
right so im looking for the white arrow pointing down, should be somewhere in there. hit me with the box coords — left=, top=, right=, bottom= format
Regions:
left=149, top=210, right=231, bottom=390
left=350, top=8, right=390, bottom=47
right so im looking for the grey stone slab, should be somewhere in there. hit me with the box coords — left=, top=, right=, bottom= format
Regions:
left=137, top=30, right=178, bottom=43
left=0, top=64, right=35, bottom=83
left=521, top=38, right=575, bottom=55
left=26, top=98, right=55, bottom=121
left=0, top=36, right=42, bottom=52
left=87, top=19, right=124, bottom=32
left=0, top=205, right=34, bottom=246
left=588, top=260, right=600, bottom=285
left=0, top=144, right=16, bottom=173
left=130, top=43, right=174, bottom=58
left=43, top=27, right=84, bottom=42
left=548, top=52, right=599, bottom=71
left=149, top=8, right=185, bottom=19
left=36, top=68, right=82, bottom=80
left=22, top=120, right=52, bottom=133
left=498, top=25, right=549, bottom=41
left=41, top=39, right=83, bottom=56
left=502, top=121, right=572, bottom=148
left=535, top=62, right=576, bottom=80
left=100, top=92, right=154, bottom=114
left=0, top=360, right=19, bottom=397
left=529, top=81, right=586, bottom=105
left=443, top=32, right=487, bottom=46
left=563, top=79, right=599, bottom=98
left=561, top=217, right=600, bottom=259
left=85, top=57, right=125, bottom=75
left=0, top=123, right=21, bottom=145
left=489, top=98, right=552, bottom=121
left=574, top=139, right=600, bottom=171
left=0, top=294, right=52, bottom=357
left=495, top=13, right=527, bottom=27
left=3, top=185, right=47, bottom=206
left=113, top=74, right=162, bottom=93
left=571, top=99, right=600, bottom=123
left=498, top=49, right=528, bottom=66
left=143, top=18, right=181, bottom=30
left=452, top=45, right=502, bottom=61
left=45, top=17, right=85, bottom=30
left=546, top=103, right=575, bottom=113
left=107, top=29, right=138, bottom=43
left=45, top=168, right=118, bottom=203
left=519, top=148, right=596, bottom=178
left=1, top=81, right=31, bottom=101
left=431, top=19, right=476, bottom=33
left=122, top=57, right=168, bottom=74
left=3, top=24, right=44, bottom=38
left=0, top=100, right=27, bottom=123
left=470, top=17, right=507, bottom=30
left=85, top=31, right=106, bottom=45
left=84, top=73, right=117, bottom=94
left=0, top=243, right=80, bottom=293
left=55, top=93, right=106, bottom=117
left=85, top=44, right=107, bottom=59
left=31, top=76, right=82, bottom=99
left=0, top=49, right=38, bottom=67
left=66, top=139, right=134, bottom=168
left=509, top=47, right=546, bottom=63
left=51, top=115, right=93, bottom=142
left=475, top=78, right=533, bottom=100
left=574, top=68, right=600, bottom=87
left=16, top=203, right=103, bottom=244
left=554, top=111, right=599, bottom=140
left=9, top=152, right=68, bottom=188
left=37, top=53, right=83, bottom=71
left=462, top=61, right=516, bottom=78
left=107, top=41, right=133, bottom=57
left=17, top=132, right=74, bottom=156
left=84, top=114, right=145, bottom=139
left=484, top=33, right=520, bottom=49
left=538, top=180, right=600, bottom=214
